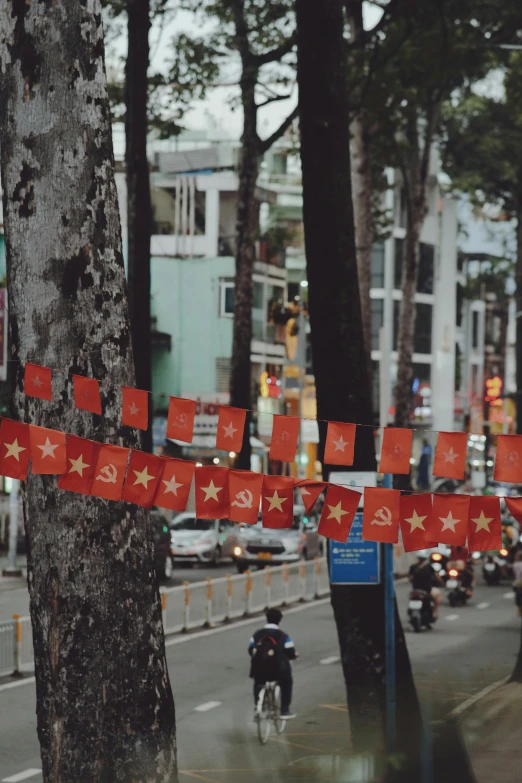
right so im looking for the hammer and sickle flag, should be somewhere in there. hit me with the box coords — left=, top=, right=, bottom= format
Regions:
left=58, top=435, right=100, bottom=495
left=362, top=487, right=401, bottom=543
left=90, top=444, right=130, bottom=501
left=228, top=470, right=263, bottom=524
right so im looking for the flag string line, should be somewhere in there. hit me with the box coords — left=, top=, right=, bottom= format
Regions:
left=17, top=358, right=488, bottom=439
left=3, top=418, right=522, bottom=503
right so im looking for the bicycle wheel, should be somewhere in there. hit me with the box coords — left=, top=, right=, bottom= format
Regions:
left=273, top=684, right=286, bottom=735
left=256, top=687, right=271, bottom=745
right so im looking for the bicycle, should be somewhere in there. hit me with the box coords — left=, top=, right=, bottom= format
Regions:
left=254, top=681, right=287, bottom=744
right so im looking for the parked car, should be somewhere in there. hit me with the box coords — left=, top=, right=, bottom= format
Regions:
left=169, top=514, right=238, bottom=566
left=233, top=509, right=324, bottom=573
left=151, top=511, right=174, bottom=581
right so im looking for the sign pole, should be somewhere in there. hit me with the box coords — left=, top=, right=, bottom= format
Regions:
left=382, top=473, right=396, bottom=753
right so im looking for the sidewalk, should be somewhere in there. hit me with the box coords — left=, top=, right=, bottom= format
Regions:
left=460, top=681, right=522, bottom=782
left=0, top=553, right=27, bottom=593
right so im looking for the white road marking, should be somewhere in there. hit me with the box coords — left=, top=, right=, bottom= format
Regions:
left=194, top=701, right=221, bottom=713
left=476, top=602, right=490, bottom=610
left=504, top=592, right=514, bottom=599
left=2, top=770, right=42, bottom=782
left=320, top=656, right=341, bottom=665
left=0, top=677, right=35, bottom=694
left=445, top=614, right=459, bottom=621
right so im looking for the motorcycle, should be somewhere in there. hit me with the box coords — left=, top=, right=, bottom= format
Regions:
left=408, top=589, right=436, bottom=632
left=446, top=568, right=472, bottom=607
left=483, top=556, right=501, bottom=586
left=430, top=551, right=448, bottom=584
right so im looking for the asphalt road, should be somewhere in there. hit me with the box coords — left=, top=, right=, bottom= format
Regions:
left=0, top=579, right=519, bottom=782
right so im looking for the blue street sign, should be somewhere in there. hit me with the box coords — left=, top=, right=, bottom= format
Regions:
left=329, top=512, right=381, bottom=585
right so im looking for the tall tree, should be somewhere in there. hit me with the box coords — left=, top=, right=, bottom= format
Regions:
left=125, top=0, right=153, bottom=451
left=296, top=0, right=423, bottom=776
left=172, top=0, right=298, bottom=469
left=0, top=3, right=177, bottom=780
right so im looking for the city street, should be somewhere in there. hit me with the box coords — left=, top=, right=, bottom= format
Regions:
left=0, top=577, right=519, bottom=782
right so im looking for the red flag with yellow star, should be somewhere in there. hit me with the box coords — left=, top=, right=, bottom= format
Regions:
left=195, top=466, right=229, bottom=519
left=0, top=419, right=31, bottom=480
left=58, top=435, right=100, bottom=495
left=153, top=457, right=194, bottom=512
left=29, top=425, right=67, bottom=475
left=121, top=387, right=149, bottom=430
left=468, top=495, right=501, bottom=552
left=24, top=363, right=52, bottom=401
left=122, top=451, right=164, bottom=508
left=432, top=493, right=470, bottom=546
left=318, top=484, right=360, bottom=543
left=324, top=422, right=356, bottom=466
left=399, top=493, right=437, bottom=552
left=216, top=406, right=246, bottom=454
left=262, top=475, right=294, bottom=529
left=433, top=432, right=467, bottom=480
left=89, top=445, right=130, bottom=501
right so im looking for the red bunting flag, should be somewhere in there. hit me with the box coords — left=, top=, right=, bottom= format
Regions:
left=433, top=432, right=468, bottom=480
left=432, top=493, right=470, bottom=546
left=362, top=487, right=400, bottom=543
left=24, top=363, right=52, bottom=401
left=468, top=496, right=502, bottom=552
left=295, top=479, right=327, bottom=514
left=399, top=493, right=437, bottom=553
left=166, top=397, right=196, bottom=444
left=195, top=466, right=229, bottom=519
left=73, top=375, right=102, bottom=415
left=58, top=436, right=100, bottom=495
left=324, top=422, right=356, bottom=466
left=0, top=419, right=31, bottom=480
left=122, top=451, right=164, bottom=508
left=216, top=406, right=246, bottom=454
left=153, top=457, right=194, bottom=512
left=228, top=470, right=263, bottom=524
left=121, top=387, right=149, bottom=431
left=505, top=497, right=522, bottom=526
left=262, top=475, right=294, bottom=529
left=494, top=435, right=522, bottom=483
left=90, top=445, right=129, bottom=501
left=29, top=425, right=67, bottom=474
left=318, top=485, right=360, bottom=543
left=269, top=415, right=300, bottom=462
left=379, top=428, right=413, bottom=475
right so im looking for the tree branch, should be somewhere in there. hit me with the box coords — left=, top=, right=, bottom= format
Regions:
left=231, top=0, right=252, bottom=61
left=254, top=32, right=297, bottom=66
left=256, top=92, right=293, bottom=108
left=259, top=105, right=299, bottom=154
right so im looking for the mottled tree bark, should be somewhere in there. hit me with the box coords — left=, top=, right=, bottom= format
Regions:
left=0, top=3, right=177, bottom=781
left=296, top=1, right=422, bottom=776
left=126, top=0, right=153, bottom=452
left=516, top=196, right=522, bottom=435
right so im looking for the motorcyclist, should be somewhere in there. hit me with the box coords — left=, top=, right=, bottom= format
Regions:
left=408, top=552, right=443, bottom=619
left=448, top=544, right=468, bottom=571
left=460, top=559, right=475, bottom=598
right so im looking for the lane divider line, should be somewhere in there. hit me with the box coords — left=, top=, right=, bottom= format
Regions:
left=2, top=770, right=42, bottom=782
left=194, top=701, right=221, bottom=713
left=476, top=602, right=490, bottom=610
left=445, top=614, right=459, bottom=621
left=319, top=656, right=341, bottom=665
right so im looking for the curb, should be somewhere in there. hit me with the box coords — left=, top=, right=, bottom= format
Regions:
left=439, top=675, right=511, bottom=723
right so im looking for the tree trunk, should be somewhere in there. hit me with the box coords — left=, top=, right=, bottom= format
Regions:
left=126, top=0, right=153, bottom=452
left=229, top=58, right=259, bottom=470
left=351, top=111, right=374, bottom=386
left=296, top=1, right=422, bottom=775
left=0, top=4, right=177, bottom=781
left=516, top=198, right=522, bottom=435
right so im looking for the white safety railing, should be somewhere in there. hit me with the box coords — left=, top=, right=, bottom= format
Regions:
left=160, top=557, right=329, bottom=636
left=0, top=620, right=15, bottom=678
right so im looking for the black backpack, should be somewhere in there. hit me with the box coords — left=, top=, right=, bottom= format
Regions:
left=251, top=633, right=282, bottom=680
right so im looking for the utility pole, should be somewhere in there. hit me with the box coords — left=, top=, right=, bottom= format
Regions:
left=2, top=480, right=22, bottom=577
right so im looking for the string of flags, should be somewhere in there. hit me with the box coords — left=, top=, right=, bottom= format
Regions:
left=2, top=414, right=522, bottom=551
left=22, top=362, right=522, bottom=484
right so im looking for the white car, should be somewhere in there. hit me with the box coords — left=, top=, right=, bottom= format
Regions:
left=169, top=514, right=238, bottom=566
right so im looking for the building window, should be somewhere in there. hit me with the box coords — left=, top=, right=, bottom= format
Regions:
left=394, top=239, right=404, bottom=289
left=418, top=243, right=434, bottom=294
left=216, top=358, right=231, bottom=393
left=371, top=299, right=384, bottom=351
left=219, top=280, right=235, bottom=317
left=393, top=301, right=432, bottom=354
left=371, top=243, right=385, bottom=288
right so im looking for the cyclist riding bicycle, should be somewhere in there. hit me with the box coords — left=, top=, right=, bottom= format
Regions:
left=248, top=608, right=298, bottom=719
